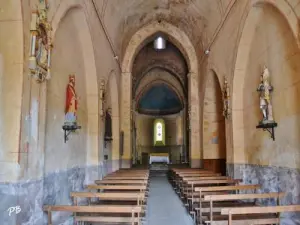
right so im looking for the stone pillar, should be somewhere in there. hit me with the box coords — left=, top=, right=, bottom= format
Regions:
left=111, top=113, right=120, bottom=172
left=121, top=72, right=132, bottom=168
left=188, top=72, right=201, bottom=168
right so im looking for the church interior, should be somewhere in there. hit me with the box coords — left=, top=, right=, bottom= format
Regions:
left=1, top=0, right=300, bottom=224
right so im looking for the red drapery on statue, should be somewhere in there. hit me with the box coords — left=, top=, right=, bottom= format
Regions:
left=65, top=75, right=77, bottom=124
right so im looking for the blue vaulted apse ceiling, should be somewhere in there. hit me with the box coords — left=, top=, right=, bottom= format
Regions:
left=137, top=83, right=183, bottom=115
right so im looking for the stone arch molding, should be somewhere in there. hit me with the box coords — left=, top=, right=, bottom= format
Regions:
left=121, top=21, right=201, bottom=168
left=135, top=69, right=185, bottom=102
left=108, top=70, right=120, bottom=171
left=50, top=2, right=99, bottom=172
left=231, top=0, right=300, bottom=164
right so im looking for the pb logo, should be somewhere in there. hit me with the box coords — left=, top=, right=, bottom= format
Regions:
left=7, top=206, right=21, bottom=216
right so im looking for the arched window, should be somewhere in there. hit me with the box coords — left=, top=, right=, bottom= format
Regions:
left=156, top=122, right=163, bottom=141
left=154, top=119, right=165, bottom=146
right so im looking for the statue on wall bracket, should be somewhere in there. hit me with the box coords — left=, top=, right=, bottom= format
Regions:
left=62, top=75, right=81, bottom=143
left=256, top=66, right=277, bottom=141
left=257, top=66, right=275, bottom=124
left=222, top=76, right=230, bottom=119
left=29, top=0, right=53, bottom=83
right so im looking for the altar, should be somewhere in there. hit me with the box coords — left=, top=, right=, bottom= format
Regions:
left=149, top=153, right=169, bottom=164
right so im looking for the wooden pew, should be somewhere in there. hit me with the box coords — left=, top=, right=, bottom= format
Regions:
left=95, top=179, right=148, bottom=185
left=202, top=192, right=285, bottom=225
left=102, top=176, right=148, bottom=180
left=86, top=184, right=147, bottom=192
left=43, top=205, right=142, bottom=225
left=185, top=179, right=242, bottom=204
left=221, top=205, right=300, bottom=225
left=71, top=192, right=146, bottom=206
left=193, top=184, right=261, bottom=222
left=172, top=170, right=220, bottom=195
left=180, top=176, right=229, bottom=197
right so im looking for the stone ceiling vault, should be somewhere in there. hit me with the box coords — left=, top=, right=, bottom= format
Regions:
left=94, top=0, right=233, bottom=59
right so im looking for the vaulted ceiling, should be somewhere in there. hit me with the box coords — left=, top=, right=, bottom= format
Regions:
left=94, top=0, right=232, bottom=58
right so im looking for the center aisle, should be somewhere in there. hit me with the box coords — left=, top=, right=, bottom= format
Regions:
left=144, top=172, right=194, bottom=225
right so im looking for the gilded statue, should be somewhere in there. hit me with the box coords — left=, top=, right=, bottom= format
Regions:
left=257, top=66, right=274, bottom=124
left=222, top=77, right=230, bottom=119
left=29, top=0, right=52, bottom=82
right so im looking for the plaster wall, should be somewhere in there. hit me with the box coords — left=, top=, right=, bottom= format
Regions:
left=0, top=0, right=24, bottom=182
left=203, top=71, right=226, bottom=160
left=242, top=6, right=300, bottom=169
left=207, top=1, right=300, bottom=222
left=45, top=8, right=87, bottom=173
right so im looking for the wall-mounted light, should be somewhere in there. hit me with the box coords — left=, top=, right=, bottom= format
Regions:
left=154, top=36, right=166, bottom=50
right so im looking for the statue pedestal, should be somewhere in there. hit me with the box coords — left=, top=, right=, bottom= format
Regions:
left=256, top=122, right=277, bottom=141
left=62, top=123, right=81, bottom=143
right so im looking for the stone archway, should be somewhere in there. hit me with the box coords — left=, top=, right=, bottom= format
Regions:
left=232, top=0, right=300, bottom=168
left=121, top=21, right=200, bottom=168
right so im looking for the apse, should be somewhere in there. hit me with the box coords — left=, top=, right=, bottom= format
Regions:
left=137, top=83, right=183, bottom=115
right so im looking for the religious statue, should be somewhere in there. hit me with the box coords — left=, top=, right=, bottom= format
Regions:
left=257, top=66, right=274, bottom=124
left=222, top=77, right=230, bottom=119
left=29, top=0, right=52, bottom=82
left=36, top=26, right=49, bottom=69
left=64, top=75, right=78, bottom=126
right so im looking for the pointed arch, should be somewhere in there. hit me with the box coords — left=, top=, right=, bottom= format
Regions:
left=121, top=21, right=200, bottom=168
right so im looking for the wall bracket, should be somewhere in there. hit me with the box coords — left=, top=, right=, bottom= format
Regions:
left=62, top=124, right=81, bottom=143
left=256, top=122, right=277, bottom=141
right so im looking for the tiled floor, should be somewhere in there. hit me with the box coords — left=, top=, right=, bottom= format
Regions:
left=144, top=172, right=194, bottom=225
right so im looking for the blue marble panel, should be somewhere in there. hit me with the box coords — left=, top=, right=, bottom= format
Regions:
left=0, top=164, right=106, bottom=225
left=227, top=163, right=300, bottom=224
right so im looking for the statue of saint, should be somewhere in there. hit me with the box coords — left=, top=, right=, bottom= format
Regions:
left=36, top=26, right=48, bottom=70
left=223, top=77, right=230, bottom=119
left=65, top=75, right=78, bottom=125
left=257, top=66, right=274, bottom=124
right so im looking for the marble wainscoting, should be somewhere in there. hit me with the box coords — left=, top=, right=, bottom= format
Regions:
left=0, top=178, right=44, bottom=225
left=0, top=164, right=110, bottom=225
left=227, top=163, right=300, bottom=225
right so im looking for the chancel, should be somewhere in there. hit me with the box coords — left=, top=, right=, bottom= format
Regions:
left=1, top=1, right=300, bottom=225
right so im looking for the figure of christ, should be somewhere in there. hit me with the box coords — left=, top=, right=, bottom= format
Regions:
left=65, top=75, right=77, bottom=125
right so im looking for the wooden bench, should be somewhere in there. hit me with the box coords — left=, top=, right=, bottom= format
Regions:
left=86, top=184, right=147, bottom=192
left=102, top=176, right=148, bottom=180
left=95, top=179, right=148, bottom=185
left=71, top=192, right=146, bottom=206
left=192, top=184, right=261, bottom=218
left=202, top=192, right=285, bottom=225
left=43, top=205, right=142, bottom=225
left=221, top=205, right=300, bottom=225
left=172, top=171, right=220, bottom=195
left=185, top=179, right=242, bottom=203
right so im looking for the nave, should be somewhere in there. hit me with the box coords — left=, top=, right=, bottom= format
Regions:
left=43, top=167, right=300, bottom=225
left=2, top=1, right=300, bottom=225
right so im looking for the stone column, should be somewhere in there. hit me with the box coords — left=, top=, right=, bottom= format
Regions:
left=121, top=72, right=132, bottom=168
left=188, top=72, right=201, bottom=168
left=111, top=113, right=120, bottom=172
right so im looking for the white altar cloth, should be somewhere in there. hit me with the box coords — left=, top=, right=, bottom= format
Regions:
left=149, top=155, right=169, bottom=164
